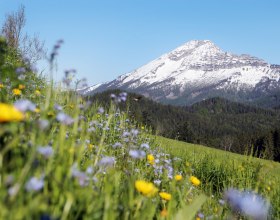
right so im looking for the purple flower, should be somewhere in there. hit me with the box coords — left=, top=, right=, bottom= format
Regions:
left=56, top=112, right=74, bottom=125
left=25, top=177, right=44, bottom=192
left=129, top=150, right=146, bottom=159
left=14, top=99, right=36, bottom=112
left=224, top=188, right=270, bottom=219
left=54, top=104, right=63, bottom=111
left=98, top=156, right=115, bottom=167
left=140, top=143, right=150, bottom=149
left=38, top=119, right=49, bottom=130
left=16, top=67, right=26, bottom=74
left=98, top=107, right=104, bottom=114
left=37, top=146, right=53, bottom=158
left=112, top=142, right=122, bottom=148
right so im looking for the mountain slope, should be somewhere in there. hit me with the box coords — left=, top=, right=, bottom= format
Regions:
left=88, top=90, right=280, bottom=161
left=83, top=40, right=280, bottom=107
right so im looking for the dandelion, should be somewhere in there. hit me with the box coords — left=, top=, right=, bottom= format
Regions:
left=175, top=174, right=183, bottom=181
left=190, top=176, right=201, bottom=186
left=147, top=154, right=155, bottom=165
left=18, top=84, right=25, bottom=90
left=135, top=180, right=158, bottom=197
left=34, top=108, right=40, bottom=113
left=0, top=103, right=24, bottom=122
left=35, top=90, right=41, bottom=96
left=12, top=88, right=22, bottom=96
left=159, top=192, right=172, bottom=201
left=224, top=188, right=270, bottom=220
left=25, top=177, right=44, bottom=192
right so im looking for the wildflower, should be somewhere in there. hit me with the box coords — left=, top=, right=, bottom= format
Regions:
left=190, top=176, right=201, bottom=186
left=71, top=164, right=88, bottom=187
left=12, top=88, right=21, bottom=96
left=15, top=67, right=26, bottom=74
left=0, top=103, right=24, bottom=122
left=54, top=104, right=63, bottom=111
left=147, top=154, right=155, bottom=165
left=38, top=119, right=49, bottom=130
left=35, top=90, right=41, bottom=96
left=18, top=84, right=25, bottom=90
left=0, top=83, right=4, bottom=89
left=25, top=177, right=44, bottom=192
left=175, top=174, right=183, bottom=181
left=135, top=180, right=158, bottom=197
left=197, top=213, right=204, bottom=219
left=112, top=142, right=122, bottom=148
left=98, top=156, right=115, bottom=167
left=129, top=150, right=146, bottom=159
left=56, top=112, right=74, bottom=125
left=98, top=107, right=104, bottom=114
left=159, top=192, right=172, bottom=201
left=14, top=99, right=36, bottom=112
left=224, top=188, right=270, bottom=220
left=154, top=179, right=161, bottom=186
left=34, top=108, right=40, bottom=113
left=37, top=146, right=53, bottom=158
left=140, top=143, right=150, bottom=149
left=160, top=208, right=168, bottom=217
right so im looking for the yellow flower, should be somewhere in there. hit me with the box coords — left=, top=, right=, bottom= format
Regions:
left=35, top=90, right=41, bottom=96
left=135, top=180, right=158, bottom=197
left=190, top=176, right=201, bottom=186
left=12, top=88, right=21, bottom=96
left=34, top=108, right=40, bottom=113
left=141, top=126, right=145, bottom=130
left=175, top=174, right=183, bottom=181
left=159, top=192, right=172, bottom=201
left=47, top=111, right=54, bottom=117
left=147, top=154, right=155, bottom=165
left=18, top=84, right=25, bottom=90
left=0, top=103, right=24, bottom=122
left=0, top=83, right=4, bottom=89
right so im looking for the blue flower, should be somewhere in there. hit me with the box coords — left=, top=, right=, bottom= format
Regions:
left=56, top=112, right=74, bottom=125
left=37, top=146, right=53, bottom=158
left=14, top=99, right=36, bottom=112
left=98, top=156, right=115, bottom=167
left=25, top=177, right=44, bottom=192
left=224, top=188, right=270, bottom=219
left=129, top=150, right=146, bottom=159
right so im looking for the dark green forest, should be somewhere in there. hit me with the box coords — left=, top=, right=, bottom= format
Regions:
left=88, top=90, right=280, bottom=162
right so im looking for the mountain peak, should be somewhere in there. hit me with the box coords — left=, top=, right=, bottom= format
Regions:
left=84, top=40, right=280, bottom=108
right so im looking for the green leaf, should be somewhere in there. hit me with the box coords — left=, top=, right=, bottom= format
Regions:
left=174, top=194, right=207, bottom=220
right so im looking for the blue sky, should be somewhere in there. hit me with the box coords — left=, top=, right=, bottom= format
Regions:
left=0, top=0, right=279, bottom=85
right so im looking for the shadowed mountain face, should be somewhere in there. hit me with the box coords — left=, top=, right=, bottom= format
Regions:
left=82, top=40, right=280, bottom=108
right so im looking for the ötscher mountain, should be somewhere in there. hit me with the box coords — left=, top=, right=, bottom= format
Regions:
left=83, top=40, right=280, bottom=108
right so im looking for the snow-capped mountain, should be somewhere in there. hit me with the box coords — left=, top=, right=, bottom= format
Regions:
left=83, top=40, right=280, bottom=107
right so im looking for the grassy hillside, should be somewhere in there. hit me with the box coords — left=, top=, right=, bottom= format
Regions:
left=89, top=90, right=280, bottom=161
left=155, top=136, right=280, bottom=178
